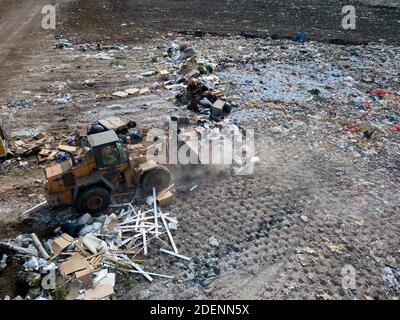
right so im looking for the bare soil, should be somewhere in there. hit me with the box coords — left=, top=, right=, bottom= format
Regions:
left=58, top=0, right=400, bottom=44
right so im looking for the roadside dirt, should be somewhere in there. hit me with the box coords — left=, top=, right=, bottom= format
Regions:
left=0, top=0, right=51, bottom=90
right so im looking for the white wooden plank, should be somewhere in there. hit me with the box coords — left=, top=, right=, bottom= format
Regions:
left=160, top=248, right=191, bottom=261
left=158, top=209, right=178, bottom=254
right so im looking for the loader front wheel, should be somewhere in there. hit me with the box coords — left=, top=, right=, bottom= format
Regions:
left=76, top=186, right=111, bottom=214
left=141, top=166, right=172, bottom=194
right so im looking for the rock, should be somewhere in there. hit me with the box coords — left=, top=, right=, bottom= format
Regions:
left=27, top=244, right=38, bottom=256
left=21, top=237, right=32, bottom=248
left=94, top=215, right=107, bottom=224
left=25, top=272, right=41, bottom=287
left=0, top=254, right=8, bottom=270
left=231, top=243, right=241, bottom=252
left=181, top=48, right=196, bottom=60
left=137, top=289, right=153, bottom=300
left=271, top=126, right=284, bottom=134
left=173, top=262, right=186, bottom=269
left=208, top=236, right=220, bottom=248
left=77, top=213, right=92, bottom=226
left=200, top=277, right=216, bottom=287
left=168, top=222, right=178, bottom=230
left=61, top=223, right=84, bottom=238
left=79, top=224, right=95, bottom=236
left=92, top=222, right=103, bottom=232
left=23, top=257, right=47, bottom=271
left=199, top=98, right=214, bottom=109
left=141, top=71, right=157, bottom=77
left=301, top=215, right=309, bottom=223
left=382, top=267, right=400, bottom=292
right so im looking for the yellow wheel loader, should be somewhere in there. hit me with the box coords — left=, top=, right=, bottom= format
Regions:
left=0, top=123, right=8, bottom=159
left=44, top=130, right=172, bottom=214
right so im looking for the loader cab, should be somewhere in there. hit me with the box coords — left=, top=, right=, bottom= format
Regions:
left=87, top=131, right=128, bottom=169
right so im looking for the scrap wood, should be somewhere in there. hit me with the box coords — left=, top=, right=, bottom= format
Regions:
left=84, top=275, right=115, bottom=300
left=22, top=201, right=47, bottom=215
left=159, top=248, right=191, bottom=261
left=31, top=233, right=50, bottom=260
left=129, top=232, right=166, bottom=260
left=153, top=187, right=159, bottom=236
left=87, top=251, right=105, bottom=260
left=158, top=209, right=178, bottom=254
left=157, top=191, right=175, bottom=207
left=139, top=87, right=150, bottom=94
left=50, top=275, right=77, bottom=293
left=92, top=269, right=109, bottom=285
left=104, top=255, right=132, bottom=269
left=89, top=255, right=104, bottom=268
left=125, top=88, right=140, bottom=95
left=164, top=215, right=178, bottom=224
left=112, top=91, right=129, bottom=98
left=126, top=270, right=174, bottom=279
left=109, top=248, right=141, bottom=255
left=131, top=262, right=153, bottom=282
left=106, top=256, right=153, bottom=283
left=51, top=233, right=74, bottom=258
left=75, top=268, right=93, bottom=289
left=156, top=237, right=170, bottom=248
left=60, top=253, right=91, bottom=276
left=57, top=145, right=77, bottom=153
left=157, top=184, right=175, bottom=207
left=134, top=209, right=141, bottom=231
left=0, top=241, right=38, bottom=256
left=142, top=230, right=147, bottom=255
left=158, top=184, right=175, bottom=198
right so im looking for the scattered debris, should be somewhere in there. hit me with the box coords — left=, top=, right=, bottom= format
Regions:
left=1, top=194, right=188, bottom=300
left=0, top=254, right=7, bottom=271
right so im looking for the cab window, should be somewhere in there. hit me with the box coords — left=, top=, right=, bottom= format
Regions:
left=116, top=142, right=128, bottom=163
left=100, top=145, right=119, bottom=167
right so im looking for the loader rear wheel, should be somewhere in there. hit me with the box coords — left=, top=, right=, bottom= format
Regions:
left=76, top=186, right=111, bottom=214
left=141, top=166, right=172, bottom=194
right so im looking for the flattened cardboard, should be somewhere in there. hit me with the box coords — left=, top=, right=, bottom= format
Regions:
left=75, top=268, right=93, bottom=289
left=60, top=253, right=90, bottom=276
left=84, top=273, right=115, bottom=300
left=84, top=283, right=114, bottom=300
left=52, top=233, right=74, bottom=257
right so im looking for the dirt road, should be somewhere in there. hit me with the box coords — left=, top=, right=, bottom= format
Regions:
left=0, top=0, right=49, bottom=87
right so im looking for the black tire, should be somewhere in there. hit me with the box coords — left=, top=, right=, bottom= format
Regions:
left=141, top=166, right=172, bottom=194
left=76, top=186, right=111, bottom=215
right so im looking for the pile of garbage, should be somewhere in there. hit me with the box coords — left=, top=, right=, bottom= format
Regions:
left=163, top=43, right=237, bottom=124
left=107, top=42, right=236, bottom=125
left=0, top=116, right=155, bottom=168
left=0, top=190, right=188, bottom=300
left=53, top=35, right=127, bottom=52
left=1, top=130, right=81, bottom=167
